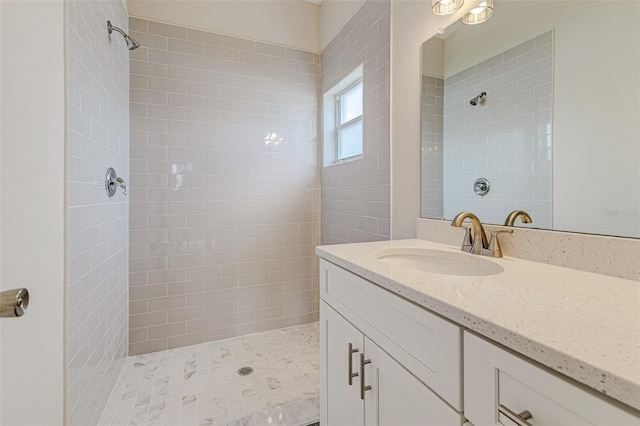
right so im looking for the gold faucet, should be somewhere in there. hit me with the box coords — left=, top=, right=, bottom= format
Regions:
left=451, top=212, right=488, bottom=255
left=452, top=212, right=513, bottom=258
left=504, top=210, right=532, bottom=227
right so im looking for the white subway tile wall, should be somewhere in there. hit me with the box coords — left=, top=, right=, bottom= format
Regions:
left=421, top=75, right=445, bottom=219
left=443, top=31, right=553, bottom=228
left=67, top=0, right=130, bottom=424
left=128, top=18, right=320, bottom=356
left=320, top=0, right=391, bottom=244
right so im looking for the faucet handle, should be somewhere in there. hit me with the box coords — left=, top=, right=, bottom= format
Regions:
left=105, top=168, right=127, bottom=198
left=460, top=226, right=473, bottom=253
left=487, top=230, right=513, bottom=258
left=115, top=177, right=127, bottom=195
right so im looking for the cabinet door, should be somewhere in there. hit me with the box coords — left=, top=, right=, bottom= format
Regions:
left=321, top=301, right=365, bottom=426
left=363, top=337, right=463, bottom=426
left=320, top=259, right=462, bottom=410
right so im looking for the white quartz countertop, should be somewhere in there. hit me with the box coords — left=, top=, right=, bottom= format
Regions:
left=315, top=239, right=640, bottom=411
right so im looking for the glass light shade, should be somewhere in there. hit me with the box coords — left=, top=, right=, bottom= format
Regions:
left=462, top=0, right=494, bottom=24
left=432, top=0, right=464, bottom=16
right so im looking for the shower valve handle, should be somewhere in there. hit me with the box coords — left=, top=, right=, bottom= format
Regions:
left=105, top=168, right=127, bottom=198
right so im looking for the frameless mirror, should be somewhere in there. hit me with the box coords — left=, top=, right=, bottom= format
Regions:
left=420, top=1, right=640, bottom=238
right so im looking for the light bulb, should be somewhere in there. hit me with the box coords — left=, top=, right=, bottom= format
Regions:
left=462, top=0, right=493, bottom=24
left=469, top=1, right=487, bottom=14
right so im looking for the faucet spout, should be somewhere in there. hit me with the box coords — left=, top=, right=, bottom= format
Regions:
left=504, top=210, right=532, bottom=227
left=451, top=212, right=488, bottom=255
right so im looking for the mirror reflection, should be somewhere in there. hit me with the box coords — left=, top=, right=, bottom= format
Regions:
left=420, top=1, right=640, bottom=238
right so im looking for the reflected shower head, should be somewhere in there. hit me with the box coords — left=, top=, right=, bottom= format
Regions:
left=107, top=20, right=141, bottom=51
left=470, top=91, right=487, bottom=106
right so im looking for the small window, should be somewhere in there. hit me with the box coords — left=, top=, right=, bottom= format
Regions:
left=323, top=65, right=363, bottom=166
left=336, top=81, right=363, bottom=161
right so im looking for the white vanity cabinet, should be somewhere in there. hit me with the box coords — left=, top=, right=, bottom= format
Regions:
left=320, top=259, right=464, bottom=426
left=319, top=257, right=640, bottom=426
left=321, top=302, right=463, bottom=425
left=464, top=332, right=640, bottom=426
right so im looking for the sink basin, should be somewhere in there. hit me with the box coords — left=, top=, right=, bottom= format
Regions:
left=375, top=248, right=504, bottom=276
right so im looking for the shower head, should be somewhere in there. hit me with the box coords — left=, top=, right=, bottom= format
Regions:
left=470, top=91, right=487, bottom=106
left=124, top=34, right=141, bottom=51
left=107, top=20, right=141, bottom=51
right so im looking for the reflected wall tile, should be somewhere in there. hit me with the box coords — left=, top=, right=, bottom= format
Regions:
left=442, top=32, right=553, bottom=229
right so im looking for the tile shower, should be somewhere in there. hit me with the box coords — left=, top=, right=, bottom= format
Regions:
left=65, top=0, right=390, bottom=424
left=127, top=18, right=320, bottom=355
left=86, top=15, right=322, bottom=425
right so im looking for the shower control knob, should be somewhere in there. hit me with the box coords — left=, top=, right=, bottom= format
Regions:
left=105, top=168, right=127, bottom=198
left=473, top=178, right=491, bottom=196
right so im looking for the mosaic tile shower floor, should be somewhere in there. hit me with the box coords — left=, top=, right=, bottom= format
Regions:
left=99, top=323, right=320, bottom=426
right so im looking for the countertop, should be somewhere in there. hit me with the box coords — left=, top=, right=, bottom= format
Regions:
left=315, top=239, right=640, bottom=412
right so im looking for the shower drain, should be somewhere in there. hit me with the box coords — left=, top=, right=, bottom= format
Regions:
left=237, top=366, right=254, bottom=376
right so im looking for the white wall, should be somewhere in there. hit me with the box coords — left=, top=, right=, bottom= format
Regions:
left=393, top=1, right=640, bottom=238
left=0, top=1, right=65, bottom=424
left=128, top=0, right=320, bottom=52
left=320, top=0, right=365, bottom=51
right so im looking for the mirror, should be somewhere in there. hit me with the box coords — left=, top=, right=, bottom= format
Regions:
left=420, top=1, right=639, bottom=238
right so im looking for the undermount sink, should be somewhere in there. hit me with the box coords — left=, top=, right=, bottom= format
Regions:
left=375, top=248, right=504, bottom=276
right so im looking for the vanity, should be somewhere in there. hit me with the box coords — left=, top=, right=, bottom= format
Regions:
left=316, top=238, right=640, bottom=425
left=315, top=1, right=640, bottom=423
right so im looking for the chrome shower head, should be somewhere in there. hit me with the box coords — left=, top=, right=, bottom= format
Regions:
left=124, top=34, right=141, bottom=51
left=470, top=91, right=487, bottom=106
left=107, top=20, right=141, bottom=51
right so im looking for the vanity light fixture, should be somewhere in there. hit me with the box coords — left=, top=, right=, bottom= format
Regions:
left=432, top=0, right=464, bottom=16
left=462, top=0, right=494, bottom=25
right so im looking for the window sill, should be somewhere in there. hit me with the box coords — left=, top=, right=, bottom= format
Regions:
left=323, top=154, right=363, bottom=168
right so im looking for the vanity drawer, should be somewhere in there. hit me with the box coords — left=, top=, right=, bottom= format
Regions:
left=464, top=331, right=640, bottom=426
left=320, top=259, right=462, bottom=410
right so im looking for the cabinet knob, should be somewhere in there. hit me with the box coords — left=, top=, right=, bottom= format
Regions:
left=348, top=343, right=359, bottom=385
left=360, top=353, right=372, bottom=400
